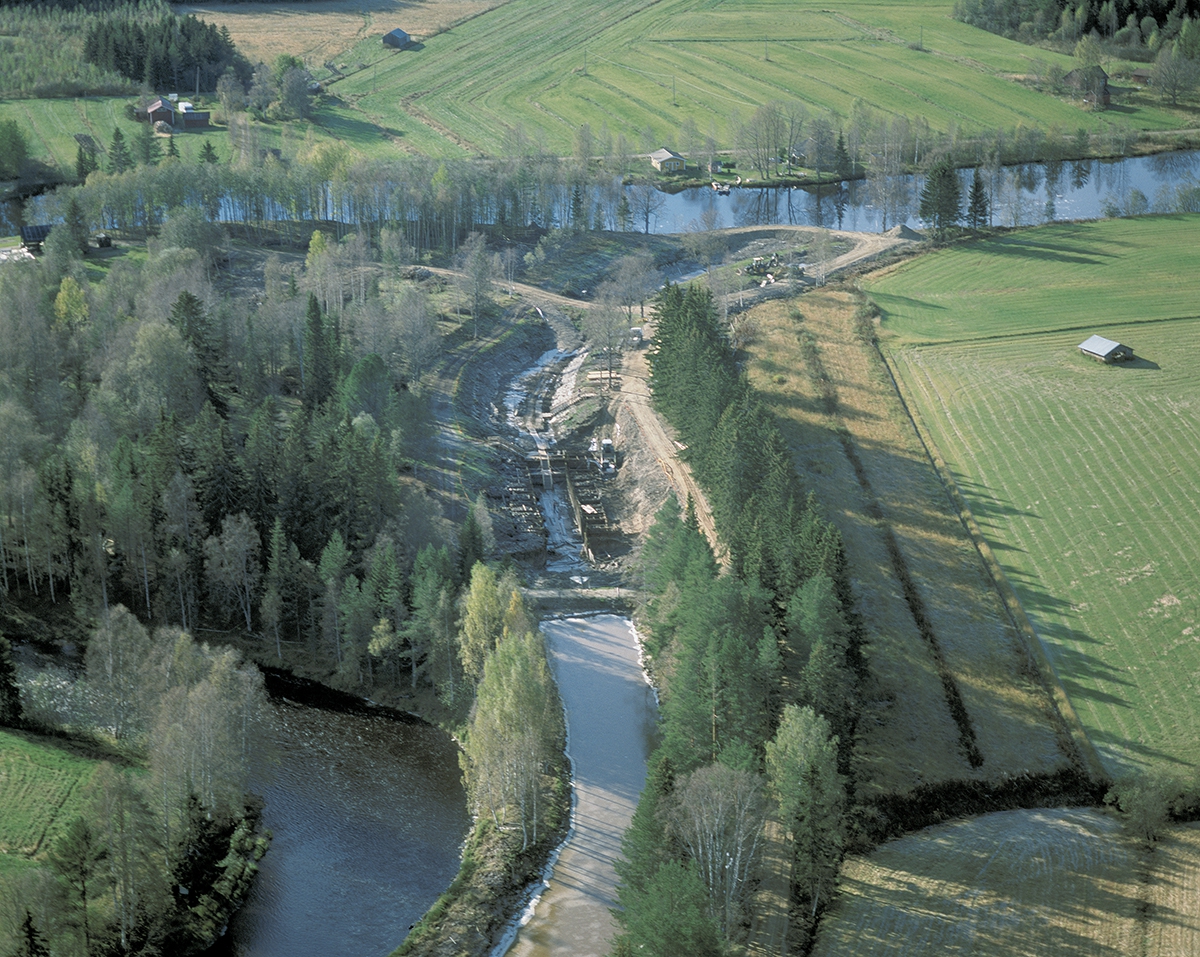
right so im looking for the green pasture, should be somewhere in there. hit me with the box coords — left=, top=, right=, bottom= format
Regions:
left=871, top=219, right=1200, bottom=773
left=0, top=728, right=101, bottom=873
left=325, top=0, right=1187, bottom=158
left=864, top=216, right=1200, bottom=343
left=0, top=96, right=394, bottom=176
left=0, top=96, right=234, bottom=175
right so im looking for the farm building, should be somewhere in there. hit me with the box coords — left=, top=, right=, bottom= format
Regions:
left=138, top=97, right=210, bottom=129
left=1131, top=68, right=1152, bottom=86
left=1078, top=334, right=1133, bottom=362
left=383, top=28, right=412, bottom=48
left=19, top=224, right=53, bottom=250
left=650, top=148, right=685, bottom=172
left=1063, top=65, right=1111, bottom=107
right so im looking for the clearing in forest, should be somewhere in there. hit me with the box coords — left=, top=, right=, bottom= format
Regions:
left=743, top=287, right=1071, bottom=801
left=0, top=728, right=101, bottom=875
left=866, top=215, right=1200, bottom=775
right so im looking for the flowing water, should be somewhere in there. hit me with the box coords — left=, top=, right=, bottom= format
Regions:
left=498, top=616, right=659, bottom=957
left=216, top=686, right=470, bottom=957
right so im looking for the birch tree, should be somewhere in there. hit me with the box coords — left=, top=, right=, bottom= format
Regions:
left=666, top=763, right=768, bottom=938
left=203, top=512, right=261, bottom=631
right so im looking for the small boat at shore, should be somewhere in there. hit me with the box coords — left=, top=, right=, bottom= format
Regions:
left=711, top=182, right=730, bottom=195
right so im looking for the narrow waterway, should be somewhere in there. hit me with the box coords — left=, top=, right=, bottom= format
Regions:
left=499, top=615, right=658, bottom=957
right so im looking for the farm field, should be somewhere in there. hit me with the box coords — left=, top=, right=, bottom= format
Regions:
left=813, top=808, right=1150, bottom=956
left=0, top=728, right=101, bottom=876
left=867, top=217, right=1200, bottom=774
left=743, top=285, right=1072, bottom=800
left=322, top=0, right=1188, bottom=157
left=177, top=0, right=505, bottom=66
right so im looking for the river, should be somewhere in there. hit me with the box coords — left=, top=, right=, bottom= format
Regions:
left=14, top=646, right=471, bottom=957
left=640, top=149, right=1200, bottom=233
left=215, top=684, right=471, bottom=957
left=5, top=150, right=1198, bottom=240
left=497, top=616, right=658, bottom=957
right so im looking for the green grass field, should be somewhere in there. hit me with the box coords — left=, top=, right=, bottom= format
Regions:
left=867, top=216, right=1200, bottom=774
left=0, top=728, right=101, bottom=874
left=324, top=0, right=1189, bottom=157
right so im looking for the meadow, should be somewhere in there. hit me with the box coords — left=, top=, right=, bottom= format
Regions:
left=744, top=285, right=1071, bottom=800
left=0, top=728, right=101, bottom=876
left=323, top=0, right=1190, bottom=157
left=813, top=808, right=1160, bottom=956
left=867, top=216, right=1200, bottom=775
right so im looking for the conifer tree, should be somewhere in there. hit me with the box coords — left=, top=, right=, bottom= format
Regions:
left=108, top=126, right=132, bottom=174
left=199, top=140, right=219, bottom=164
left=48, top=816, right=108, bottom=954
left=967, top=166, right=990, bottom=231
left=919, top=158, right=962, bottom=241
left=302, top=293, right=335, bottom=411
left=0, top=634, right=21, bottom=727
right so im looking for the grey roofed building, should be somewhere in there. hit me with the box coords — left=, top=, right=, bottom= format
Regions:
left=1078, top=334, right=1133, bottom=362
left=649, top=147, right=685, bottom=172
left=383, top=28, right=411, bottom=48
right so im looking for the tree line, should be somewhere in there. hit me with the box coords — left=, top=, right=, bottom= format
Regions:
left=0, top=610, right=270, bottom=957
left=83, top=12, right=245, bottom=92
left=610, top=285, right=864, bottom=955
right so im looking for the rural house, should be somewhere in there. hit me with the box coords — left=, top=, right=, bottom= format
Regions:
left=383, top=28, right=412, bottom=48
left=1078, top=334, right=1133, bottom=362
left=1063, top=65, right=1111, bottom=107
left=650, top=148, right=685, bottom=172
left=138, top=97, right=210, bottom=129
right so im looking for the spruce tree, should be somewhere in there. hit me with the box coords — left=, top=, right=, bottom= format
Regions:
left=833, top=130, right=851, bottom=180
left=967, top=166, right=990, bottom=231
left=302, top=293, right=335, bottom=412
left=919, top=158, right=961, bottom=241
left=166, top=134, right=180, bottom=160
left=199, top=140, right=219, bottom=164
left=108, top=126, right=132, bottom=174
left=48, top=816, right=108, bottom=954
left=75, top=143, right=98, bottom=182
left=0, top=635, right=21, bottom=727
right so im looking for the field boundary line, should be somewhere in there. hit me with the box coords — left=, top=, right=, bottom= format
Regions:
left=875, top=342, right=1110, bottom=786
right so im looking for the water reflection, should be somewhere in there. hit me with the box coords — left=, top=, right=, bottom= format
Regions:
left=651, top=149, right=1200, bottom=234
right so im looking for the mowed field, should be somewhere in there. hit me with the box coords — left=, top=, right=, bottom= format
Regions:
left=0, top=728, right=101, bottom=875
left=324, top=0, right=1186, bottom=157
left=866, top=215, right=1200, bottom=774
left=743, top=280, right=1071, bottom=799
left=813, top=808, right=1200, bottom=956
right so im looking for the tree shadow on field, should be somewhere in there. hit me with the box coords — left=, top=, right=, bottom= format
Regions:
left=827, top=813, right=1142, bottom=957
left=979, top=235, right=1117, bottom=267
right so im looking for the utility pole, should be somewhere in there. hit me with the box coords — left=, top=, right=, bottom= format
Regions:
left=672, top=75, right=676, bottom=106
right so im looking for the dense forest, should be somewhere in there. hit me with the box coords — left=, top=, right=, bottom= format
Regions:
left=83, top=13, right=245, bottom=91
left=955, top=0, right=1200, bottom=47
left=609, top=285, right=863, bottom=955
left=0, top=1, right=245, bottom=99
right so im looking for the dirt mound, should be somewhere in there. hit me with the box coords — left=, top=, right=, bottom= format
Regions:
left=886, top=224, right=925, bottom=241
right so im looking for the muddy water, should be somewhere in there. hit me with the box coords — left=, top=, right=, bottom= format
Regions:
left=217, top=695, right=470, bottom=957
left=501, top=616, right=658, bottom=957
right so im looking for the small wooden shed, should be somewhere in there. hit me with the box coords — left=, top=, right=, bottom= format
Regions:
left=1063, top=65, right=1111, bottom=106
left=1078, top=334, right=1133, bottom=363
left=383, top=28, right=411, bottom=48
left=650, top=148, right=685, bottom=172
left=19, top=224, right=53, bottom=250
